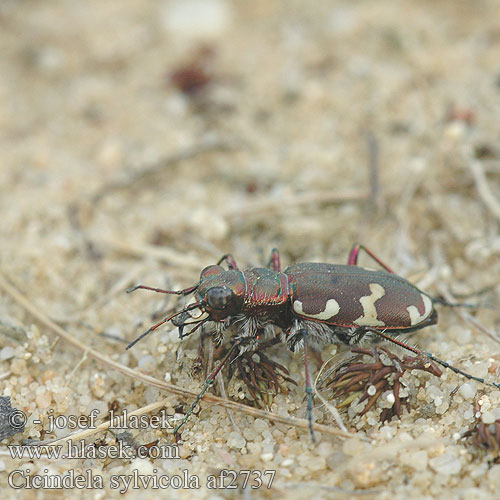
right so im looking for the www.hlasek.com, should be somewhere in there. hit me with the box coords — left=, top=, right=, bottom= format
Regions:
left=7, top=469, right=276, bottom=492
left=8, top=439, right=179, bottom=460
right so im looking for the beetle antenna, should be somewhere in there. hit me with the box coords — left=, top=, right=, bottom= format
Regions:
left=300, top=328, right=316, bottom=442
left=127, top=284, right=198, bottom=295
left=174, top=339, right=242, bottom=435
left=126, top=301, right=204, bottom=350
left=372, top=330, right=500, bottom=390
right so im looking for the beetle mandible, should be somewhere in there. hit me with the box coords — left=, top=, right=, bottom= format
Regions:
left=127, top=244, right=499, bottom=439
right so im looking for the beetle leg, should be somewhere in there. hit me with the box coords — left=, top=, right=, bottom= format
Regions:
left=348, top=327, right=368, bottom=345
left=216, top=254, right=239, bottom=270
left=267, top=248, right=281, bottom=272
left=174, top=339, right=242, bottom=435
left=371, top=329, right=500, bottom=391
left=430, top=295, right=478, bottom=309
left=298, top=327, right=316, bottom=442
left=347, top=243, right=396, bottom=274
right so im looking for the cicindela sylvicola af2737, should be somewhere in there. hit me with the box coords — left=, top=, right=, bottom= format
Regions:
left=126, top=244, right=500, bottom=440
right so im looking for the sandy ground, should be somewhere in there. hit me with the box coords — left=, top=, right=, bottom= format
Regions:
left=1, top=0, right=500, bottom=498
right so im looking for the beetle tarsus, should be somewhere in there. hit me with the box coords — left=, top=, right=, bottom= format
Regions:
left=126, top=327, right=154, bottom=350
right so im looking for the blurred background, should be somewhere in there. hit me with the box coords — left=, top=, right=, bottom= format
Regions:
left=1, top=0, right=500, bottom=496
left=2, top=1, right=500, bottom=280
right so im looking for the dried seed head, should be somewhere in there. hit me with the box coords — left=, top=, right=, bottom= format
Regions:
left=322, top=346, right=442, bottom=423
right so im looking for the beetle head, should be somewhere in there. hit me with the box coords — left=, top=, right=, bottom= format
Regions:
left=193, top=266, right=245, bottom=321
left=126, top=265, right=245, bottom=348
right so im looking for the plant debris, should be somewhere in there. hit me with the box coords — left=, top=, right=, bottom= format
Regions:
left=324, top=346, right=443, bottom=422
left=463, top=398, right=500, bottom=458
left=227, top=338, right=297, bottom=408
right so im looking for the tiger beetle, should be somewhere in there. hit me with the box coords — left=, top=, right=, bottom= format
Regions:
left=126, top=244, right=500, bottom=441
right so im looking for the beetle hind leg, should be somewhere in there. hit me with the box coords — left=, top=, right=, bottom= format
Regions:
left=216, top=253, right=239, bottom=270
left=347, top=243, right=396, bottom=273
left=370, top=329, right=500, bottom=391
left=267, top=248, right=281, bottom=272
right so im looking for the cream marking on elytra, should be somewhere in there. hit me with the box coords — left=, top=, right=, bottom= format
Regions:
left=293, top=298, right=340, bottom=320
left=353, top=283, right=386, bottom=326
left=407, top=293, right=433, bottom=326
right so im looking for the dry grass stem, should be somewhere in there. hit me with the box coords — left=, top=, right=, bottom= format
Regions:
left=469, top=160, right=500, bottom=221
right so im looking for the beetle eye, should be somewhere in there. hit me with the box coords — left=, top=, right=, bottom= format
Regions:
left=206, top=286, right=233, bottom=310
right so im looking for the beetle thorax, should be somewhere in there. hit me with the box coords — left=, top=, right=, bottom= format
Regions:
left=241, top=268, right=290, bottom=312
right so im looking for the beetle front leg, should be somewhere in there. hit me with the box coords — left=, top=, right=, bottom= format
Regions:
left=267, top=248, right=281, bottom=272
left=174, top=339, right=242, bottom=435
left=217, top=254, right=239, bottom=270
left=347, top=243, right=396, bottom=274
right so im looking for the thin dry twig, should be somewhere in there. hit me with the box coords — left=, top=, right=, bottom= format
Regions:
left=314, top=354, right=349, bottom=432
left=469, top=160, right=500, bottom=221
left=438, top=286, right=500, bottom=345
left=26, top=399, right=173, bottom=448
left=0, top=272, right=354, bottom=439
left=48, top=265, right=144, bottom=325
left=98, top=238, right=207, bottom=271
left=92, top=140, right=240, bottom=203
left=222, top=189, right=370, bottom=220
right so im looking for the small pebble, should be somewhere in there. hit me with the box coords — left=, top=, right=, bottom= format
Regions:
left=481, top=411, right=496, bottom=424
left=130, top=458, right=154, bottom=476
left=429, top=453, right=461, bottom=475
left=10, top=359, right=26, bottom=375
left=343, top=438, right=367, bottom=456
left=306, top=456, right=326, bottom=471
left=459, top=382, right=476, bottom=400
left=138, top=355, right=156, bottom=372
left=162, top=0, right=232, bottom=40
left=90, top=373, right=108, bottom=398
left=253, top=418, right=269, bottom=434
left=0, top=346, right=15, bottom=361
left=36, top=391, right=52, bottom=409
left=227, top=431, right=246, bottom=450
left=399, top=450, right=428, bottom=471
